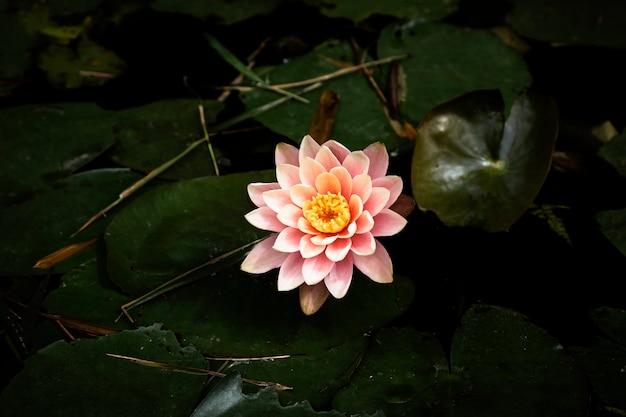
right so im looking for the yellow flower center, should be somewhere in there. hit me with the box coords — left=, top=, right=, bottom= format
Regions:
left=302, top=192, right=351, bottom=233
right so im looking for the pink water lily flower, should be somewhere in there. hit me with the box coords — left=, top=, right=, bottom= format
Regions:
left=241, top=135, right=407, bottom=315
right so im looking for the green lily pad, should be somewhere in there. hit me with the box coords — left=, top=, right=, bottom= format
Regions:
left=104, top=171, right=276, bottom=295
left=333, top=305, right=589, bottom=417
left=506, top=0, right=626, bottom=49
left=37, top=37, right=126, bottom=89
left=226, top=337, right=366, bottom=408
left=377, top=21, right=532, bottom=124
left=43, top=258, right=133, bottom=331
left=596, top=208, right=626, bottom=257
left=133, top=264, right=414, bottom=356
left=239, top=40, right=407, bottom=154
left=0, top=168, right=150, bottom=275
left=332, top=327, right=447, bottom=416
left=305, top=0, right=458, bottom=22
left=567, top=307, right=626, bottom=411
left=109, top=99, right=225, bottom=180
left=151, top=0, right=282, bottom=24
left=569, top=337, right=626, bottom=412
left=0, top=103, right=118, bottom=202
left=192, top=372, right=383, bottom=417
left=0, top=325, right=207, bottom=417
left=589, top=306, right=626, bottom=346
left=411, top=89, right=558, bottom=232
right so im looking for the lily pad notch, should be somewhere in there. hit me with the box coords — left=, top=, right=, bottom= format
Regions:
left=411, top=88, right=559, bottom=232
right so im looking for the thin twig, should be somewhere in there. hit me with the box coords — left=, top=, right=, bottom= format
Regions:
left=71, top=136, right=209, bottom=237
left=215, top=53, right=408, bottom=92
left=117, top=238, right=265, bottom=324
left=106, top=353, right=293, bottom=390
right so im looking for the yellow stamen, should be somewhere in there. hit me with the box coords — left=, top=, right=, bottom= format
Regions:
left=302, top=192, right=351, bottom=233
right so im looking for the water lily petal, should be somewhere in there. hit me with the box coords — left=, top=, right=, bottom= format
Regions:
left=355, top=210, right=374, bottom=234
left=351, top=174, right=372, bottom=202
left=290, top=184, right=317, bottom=207
left=277, top=253, right=305, bottom=291
left=323, top=140, right=351, bottom=163
left=353, top=240, right=393, bottom=283
left=364, top=187, right=390, bottom=217
left=363, top=142, right=389, bottom=179
left=342, top=150, right=370, bottom=177
left=326, top=238, right=351, bottom=262
left=300, top=157, right=327, bottom=186
left=330, top=166, right=352, bottom=197
left=325, top=254, right=354, bottom=298
left=276, top=142, right=299, bottom=166
left=276, top=204, right=303, bottom=228
left=241, top=235, right=289, bottom=274
left=373, top=175, right=403, bottom=208
left=276, top=163, right=300, bottom=189
left=310, top=234, right=338, bottom=245
left=248, top=182, right=280, bottom=207
left=315, top=172, right=342, bottom=195
left=300, top=234, right=326, bottom=258
left=245, top=207, right=285, bottom=232
left=337, top=221, right=357, bottom=238
left=299, top=283, right=330, bottom=315
left=348, top=194, right=363, bottom=224
left=302, top=255, right=335, bottom=285
left=315, top=145, right=342, bottom=171
left=370, top=209, right=408, bottom=237
left=298, top=216, right=319, bottom=234
left=263, top=189, right=292, bottom=213
left=350, top=232, right=376, bottom=256
left=273, top=227, right=304, bottom=253
left=299, top=135, right=322, bottom=165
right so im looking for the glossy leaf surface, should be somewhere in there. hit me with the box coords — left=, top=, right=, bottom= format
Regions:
left=411, top=89, right=558, bottom=232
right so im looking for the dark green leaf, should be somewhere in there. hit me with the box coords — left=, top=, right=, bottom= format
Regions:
left=332, top=327, right=447, bottom=416
left=596, top=208, right=626, bottom=257
left=0, top=169, right=149, bottom=275
left=43, top=258, right=133, bottom=331
left=0, top=103, right=118, bottom=202
left=334, top=305, right=589, bottom=417
left=377, top=22, right=532, bottom=124
left=37, top=38, right=126, bottom=89
left=135, top=265, right=414, bottom=356
left=225, top=335, right=366, bottom=408
left=0, top=325, right=207, bottom=417
left=240, top=41, right=408, bottom=153
left=105, top=171, right=275, bottom=295
left=589, top=306, right=626, bottom=346
left=191, top=372, right=382, bottom=417
left=568, top=307, right=626, bottom=411
left=109, top=99, right=224, bottom=180
left=305, top=0, right=458, bottom=22
left=411, top=89, right=558, bottom=232
left=507, top=0, right=626, bottom=49
left=151, top=0, right=282, bottom=24
left=0, top=14, right=35, bottom=80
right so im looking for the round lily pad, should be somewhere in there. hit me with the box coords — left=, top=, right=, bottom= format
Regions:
left=411, top=89, right=558, bottom=232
